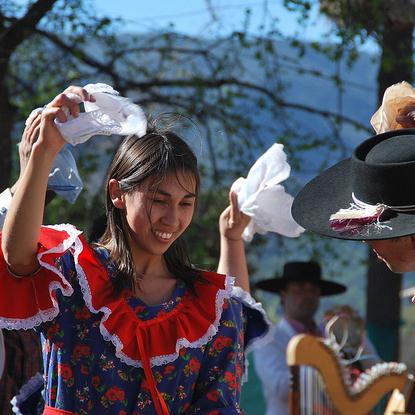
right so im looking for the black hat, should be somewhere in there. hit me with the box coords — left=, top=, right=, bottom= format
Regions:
left=255, top=261, right=346, bottom=296
left=292, top=129, right=415, bottom=241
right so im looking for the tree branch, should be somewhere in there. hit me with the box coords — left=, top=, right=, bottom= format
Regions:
left=0, top=0, right=58, bottom=56
left=34, top=26, right=122, bottom=83
left=34, top=26, right=371, bottom=132
left=129, top=77, right=372, bottom=132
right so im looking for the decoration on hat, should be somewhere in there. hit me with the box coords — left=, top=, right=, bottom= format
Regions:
left=329, top=193, right=391, bottom=235
left=329, top=193, right=415, bottom=236
left=231, top=143, right=304, bottom=242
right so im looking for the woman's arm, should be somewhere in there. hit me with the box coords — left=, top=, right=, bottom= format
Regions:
left=217, top=191, right=251, bottom=292
left=0, top=113, right=43, bottom=230
left=1, top=87, right=91, bottom=274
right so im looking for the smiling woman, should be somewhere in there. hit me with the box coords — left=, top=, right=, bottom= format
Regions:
left=0, top=85, right=269, bottom=415
left=100, top=127, right=201, bottom=299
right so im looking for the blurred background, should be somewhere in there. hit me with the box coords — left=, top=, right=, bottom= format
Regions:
left=2, top=1, right=415, bottom=413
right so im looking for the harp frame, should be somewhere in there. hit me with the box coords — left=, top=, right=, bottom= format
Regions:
left=287, top=334, right=414, bottom=415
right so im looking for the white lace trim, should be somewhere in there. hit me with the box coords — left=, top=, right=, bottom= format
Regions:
left=231, top=285, right=272, bottom=384
left=96, top=277, right=234, bottom=367
left=72, top=233, right=235, bottom=368
left=10, top=372, right=44, bottom=414
left=0, top=224, right=79, bottom=330
left=1, top=222, right=236, bottom=368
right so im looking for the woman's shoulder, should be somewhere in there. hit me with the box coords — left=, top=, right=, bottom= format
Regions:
left=196, top=271, right=263, bottom=312
left=194, top=270, right=234, bottom=312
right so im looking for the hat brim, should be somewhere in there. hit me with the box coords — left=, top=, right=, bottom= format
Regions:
left=255, top=277, right=346, bottom=296
left=292, top=158, right=415, bottom=241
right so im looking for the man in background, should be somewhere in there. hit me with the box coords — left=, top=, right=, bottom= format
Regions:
left=253, top=261, right=346, bottom=415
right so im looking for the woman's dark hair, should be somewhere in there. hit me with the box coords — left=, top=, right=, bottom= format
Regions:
left=99, top=119, right=202, bottom=293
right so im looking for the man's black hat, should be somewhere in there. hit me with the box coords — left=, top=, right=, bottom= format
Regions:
left=292, top=129, right=415, bottom=240
left=255, top=261, right=346, bottom=296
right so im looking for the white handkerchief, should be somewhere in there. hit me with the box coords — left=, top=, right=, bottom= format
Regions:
left=25, top=83, right=144, bottom=204
left=231, top=143, right=304, bottom=242
left=55, top=83, right=147, bottom=145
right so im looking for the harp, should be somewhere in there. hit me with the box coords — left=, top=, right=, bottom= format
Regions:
left=287, top=334, right=415, bottom=415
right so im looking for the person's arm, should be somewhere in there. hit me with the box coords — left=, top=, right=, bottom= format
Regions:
left=217, top=191, right=251, bottom=292
left=0, top=112, right=42, bottom=230
left=11, top=110, right=43, bottom=196
left=2, top=87, right=90, bottom=275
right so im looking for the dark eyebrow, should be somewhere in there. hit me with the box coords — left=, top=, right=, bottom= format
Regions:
left=149, top=188, right=196, bottom=198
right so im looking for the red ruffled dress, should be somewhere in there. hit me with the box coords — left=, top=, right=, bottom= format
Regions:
left=0, top=224, right=269, bottom=415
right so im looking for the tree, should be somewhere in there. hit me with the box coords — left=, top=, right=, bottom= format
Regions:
left=283, top=0, right=415, bottom=361
left=1, top=0, right=367, bottom=270
left=321, top=0, right=414, bottom=363
left=0, top=0, right=58, bottom=190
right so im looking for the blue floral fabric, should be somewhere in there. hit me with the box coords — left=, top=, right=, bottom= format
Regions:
left=33, top=248, right=267, bottom=414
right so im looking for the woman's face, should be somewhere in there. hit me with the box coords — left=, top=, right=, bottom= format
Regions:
left=122, top=171, right=197, bottom=259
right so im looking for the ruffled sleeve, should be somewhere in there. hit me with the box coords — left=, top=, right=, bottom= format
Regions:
left=231, top=286, right=271, bottom=352
left=0, top=224, right=81, bottom=330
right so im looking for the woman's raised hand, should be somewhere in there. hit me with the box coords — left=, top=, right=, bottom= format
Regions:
left=37, top=86, right=94, bottom=154
left=1, top=86, right=94, bottom=273
left=219, top=191, right=251, bottom=242
left=218, top=191, right=251, bottom=291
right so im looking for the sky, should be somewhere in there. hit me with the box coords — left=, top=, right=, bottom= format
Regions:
left=94, top=0, right=333, bottom=40
left=93, top=0, right=377, bottom=53
left=12, top=0, right=377, bottom=52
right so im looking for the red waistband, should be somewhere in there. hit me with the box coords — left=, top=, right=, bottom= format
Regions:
left=43, top=406, right=75, bottom=415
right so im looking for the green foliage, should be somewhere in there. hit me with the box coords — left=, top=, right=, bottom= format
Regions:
left=1, top=0, right=380, bottom=307
left=183, top=188, right=228, bottom=270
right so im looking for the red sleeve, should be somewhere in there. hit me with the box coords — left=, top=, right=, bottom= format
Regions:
left=0, top=225, right=81, bottom=329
